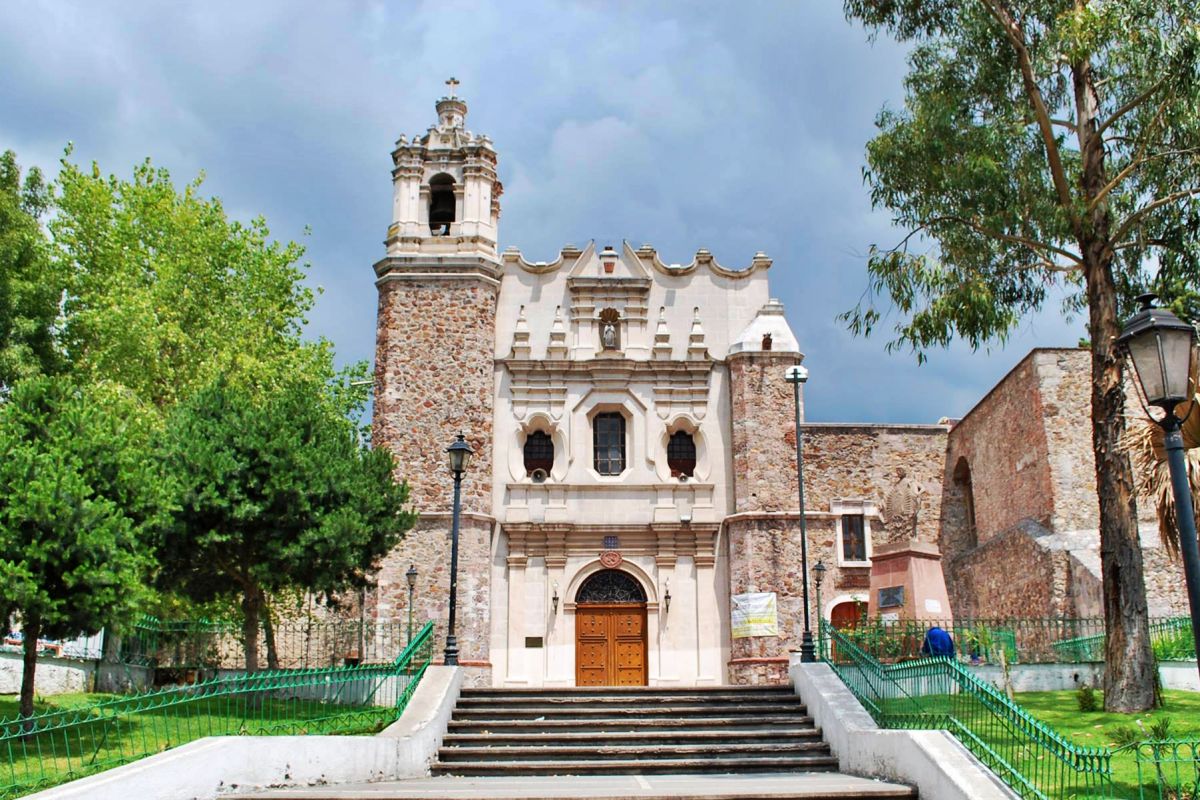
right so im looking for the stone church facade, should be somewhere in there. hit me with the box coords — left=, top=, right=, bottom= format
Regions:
left=367, top=93, right=1190, bottom=687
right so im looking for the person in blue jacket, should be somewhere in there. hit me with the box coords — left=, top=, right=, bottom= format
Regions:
left=921, top=626, right=955, bottom=658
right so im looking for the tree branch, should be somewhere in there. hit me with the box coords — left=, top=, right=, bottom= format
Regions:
left=931, top=214, right=1084, bottom=266
left=980, top=0, right=1078, bottom=229
left=1112, top=188, right=1200, bottom=245
left=1095, top=77, right=1169, bottom=137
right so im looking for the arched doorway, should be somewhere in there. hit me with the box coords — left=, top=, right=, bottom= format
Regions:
left=574, top=569, right=647, bottom=686
left=830, top=600, right=868, bottom=631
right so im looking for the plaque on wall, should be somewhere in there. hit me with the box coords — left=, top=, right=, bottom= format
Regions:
left=878, top=586, right=905, bottom=609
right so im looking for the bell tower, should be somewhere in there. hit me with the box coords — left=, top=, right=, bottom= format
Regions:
left=371, top=81, right=500, bottom=679
left=385, top=79, right=501, bottom=258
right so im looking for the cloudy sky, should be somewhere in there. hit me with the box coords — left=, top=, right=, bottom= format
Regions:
left=0, top=1, right=1085, bottom=423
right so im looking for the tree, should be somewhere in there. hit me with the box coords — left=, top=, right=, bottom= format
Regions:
left=841, top=0, right=1200, bottom=710
left=0, top=377, right=165, bottom=718
left=0, top=152, right=60, bottom=389
left=51, top=154, right=335, bottom=410
left=160, top=377, right=414, bottom=671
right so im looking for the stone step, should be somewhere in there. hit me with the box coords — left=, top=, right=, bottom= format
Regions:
left=446, top=715, right=816, bottom=733
left=437, top=741, right=832, bottom=762
left=460, top=685, right=797, bottom=696
left=450, top=704, right=807, bottom=720
left=431, top=754, right=842, bottom=776
left=454, top=694, right=804, bottom=708
left=441, top=728, right=824, bottom=746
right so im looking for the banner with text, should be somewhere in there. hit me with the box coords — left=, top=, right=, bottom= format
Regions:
left=731, top=592, right=779, bottom=638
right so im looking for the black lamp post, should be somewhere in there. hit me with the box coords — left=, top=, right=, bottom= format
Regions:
left=785, top=364, right=816, bottom=663
left=1118, top=294, right=1200, bottom=681
left=813, top=560, right=827, bottom=661
left=444, top=433, right=473, bottom=666
left=405, top=564, right=418, bottom=646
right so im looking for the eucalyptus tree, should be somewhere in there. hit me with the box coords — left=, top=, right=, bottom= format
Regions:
left=842, top=0, right=1200, bottom=710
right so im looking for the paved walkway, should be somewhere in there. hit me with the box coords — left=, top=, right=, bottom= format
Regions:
left=230, top=773, right=915, bottom=799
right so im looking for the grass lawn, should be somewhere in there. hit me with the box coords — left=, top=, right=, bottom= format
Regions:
left=0, top=690, right=392, bottom=799
left=1015, top=689, right=1200, bottom=799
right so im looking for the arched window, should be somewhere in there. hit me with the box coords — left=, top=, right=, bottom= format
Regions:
left=523, top=431, right=554, bottom=477
left=428, top=173, right=455, bottom=235
left=667, top=430, right=697, bottom=477
left=576, top=570, right=647, bottom=604
left=593, top=412, right=626, bottom=475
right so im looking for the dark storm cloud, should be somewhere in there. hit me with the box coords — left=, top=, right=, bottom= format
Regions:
left=0, top=0, right=1084, bottom=423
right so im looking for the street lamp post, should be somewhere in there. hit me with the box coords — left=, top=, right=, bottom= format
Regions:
left=785, top=364, right=816, bottom=663
left=813, top=560, right=827, bottom=661
left=444, top=433, right=474, bottom=666
left=405, top=564, right=418, bottom=646
left=1118, top=294, right=1200, bottom=681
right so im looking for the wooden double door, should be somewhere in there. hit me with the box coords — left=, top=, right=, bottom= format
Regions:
left=575, top=603, right=647, bottom=686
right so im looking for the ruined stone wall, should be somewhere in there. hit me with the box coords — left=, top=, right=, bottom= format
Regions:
left=944, top=351, right=1055, bottom=550
left=1036, top=350, right=1101, bottom=531
left=948, top=523, right=1073, bottom=619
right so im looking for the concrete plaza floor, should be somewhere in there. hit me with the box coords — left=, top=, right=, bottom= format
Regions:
left=229, top=772, right=916, bottom=799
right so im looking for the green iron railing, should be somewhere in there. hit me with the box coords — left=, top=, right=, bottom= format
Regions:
left=118, top=615, right=415, bottom=671
left=834, top=617, right=1193, bottom=667
left=0, top=621, right=435, bottom=799
left=1051, top=618, right=1195, bottom=664
left=1126, top=740, right=1200, bottom=800
left=820, top=619, right=1113, bottom=799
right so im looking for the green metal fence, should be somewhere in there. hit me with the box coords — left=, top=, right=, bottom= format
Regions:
left=0, top=621, right=435, bottom=799
left=119, top=615, right=415, bottom=671
left=1051, top=618, right=1196, bottom=664
left=1127, top=740, right=1200, bottom=800
left=834, top=617, right=1193, bottom=666
left=821, top=619, right=1113, bottom=799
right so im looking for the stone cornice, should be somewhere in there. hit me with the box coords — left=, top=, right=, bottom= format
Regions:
left=499, top=357, right=715, bottom=375
left=501, top=240, right=772, bottom=280
left=374, top=257, right=501, bottom=288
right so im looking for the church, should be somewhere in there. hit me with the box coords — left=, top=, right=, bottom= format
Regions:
left=366, top=90, right=1191, bottom=687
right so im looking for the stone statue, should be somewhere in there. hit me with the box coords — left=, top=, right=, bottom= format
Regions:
left=602, top=321, right=617, bottom=350
left=884, top=467, right=922, bottom=540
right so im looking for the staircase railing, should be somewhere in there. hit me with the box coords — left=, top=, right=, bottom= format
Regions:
left=819, top=619, right=1113, bottom=800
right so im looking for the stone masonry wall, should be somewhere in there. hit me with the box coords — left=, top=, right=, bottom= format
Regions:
left=728, top=352, right=803, bottom=513
left=803, top=425, right=949, bottom=546
left=373, top=277, right=497, bottom=514
left=948, top=523, right=1072, bottom=619
left=944, top=351, right=1055, bottom=548
left=371, top=273, right=498, bottom=675
left=368, top=515, right=493, bottom=674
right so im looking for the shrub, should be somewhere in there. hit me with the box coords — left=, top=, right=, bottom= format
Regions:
left=1076, top=684, right=1098, bottom=712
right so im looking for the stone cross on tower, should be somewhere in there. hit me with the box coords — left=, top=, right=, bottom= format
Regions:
left=445, top=76, right=460, bottom=97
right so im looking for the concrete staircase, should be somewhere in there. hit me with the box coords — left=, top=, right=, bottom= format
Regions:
left=433, top=685, right=841, bottom=777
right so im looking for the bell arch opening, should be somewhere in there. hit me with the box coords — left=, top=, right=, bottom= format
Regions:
left=428, top=173, right=456, bottom=235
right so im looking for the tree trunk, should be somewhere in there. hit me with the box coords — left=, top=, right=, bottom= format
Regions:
left=1074, top=55, right=1156, bottom=712
left=262, top=591, right=279, bottom=671
left=241, top=590, right=260, bottom=673
left=19, top=612, right=41, bottom=720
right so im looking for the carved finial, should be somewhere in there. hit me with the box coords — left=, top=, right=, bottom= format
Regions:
left=688, top=307, right=708, bottom=361
left=653, top=307, right=672, bottom=361
left=445, top=76, right=460, bottom=97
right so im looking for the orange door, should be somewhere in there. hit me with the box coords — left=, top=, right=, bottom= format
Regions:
left=575, top=604, right=647, bottom=686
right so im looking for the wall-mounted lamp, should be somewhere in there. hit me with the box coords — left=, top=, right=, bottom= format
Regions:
left=551, top=581, right=560, bottom=614
left=663, top=580, right=672, bottom=613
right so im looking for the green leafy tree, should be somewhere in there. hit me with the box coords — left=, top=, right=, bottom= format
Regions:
left=160, top=377, right=414, bottom=671
left=0, top=377, right=166, bottom=718
left=0, top=152, right=61, bottom=388
left=841, top=0, right=1200, bottom=710
left=51, top=154, right=343, bottom=410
